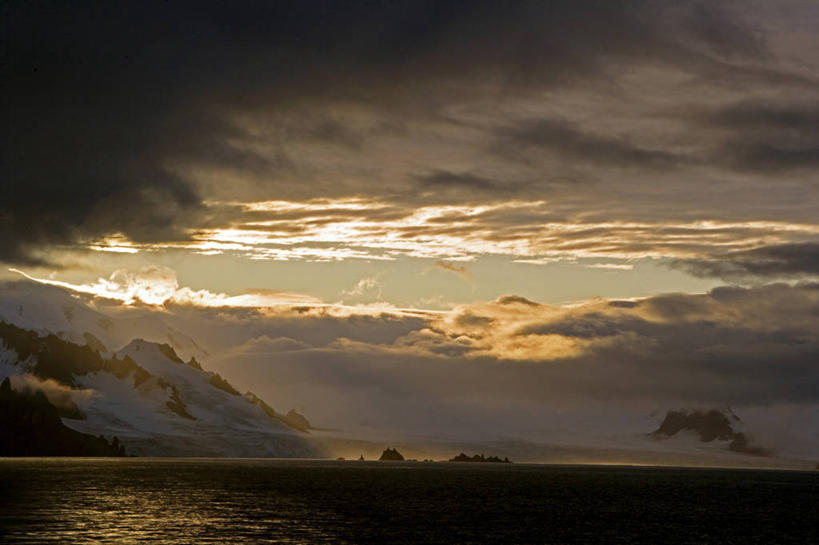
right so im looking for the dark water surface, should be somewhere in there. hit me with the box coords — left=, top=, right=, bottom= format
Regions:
left=1, top=459, right=817, bottom=544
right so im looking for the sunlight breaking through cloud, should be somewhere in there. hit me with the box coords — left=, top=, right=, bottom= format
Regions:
left=80, top=199, right=819, bottom=267
left=10, top=267, right=322, bottom=308
left=8, top=267, right=440, bottom=319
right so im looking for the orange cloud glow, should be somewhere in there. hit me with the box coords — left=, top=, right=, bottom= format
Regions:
left=79, top=199, right=819, bottom=267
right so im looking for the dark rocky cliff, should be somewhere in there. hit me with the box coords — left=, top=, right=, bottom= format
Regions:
left=0, top=377, right=125, bottom=457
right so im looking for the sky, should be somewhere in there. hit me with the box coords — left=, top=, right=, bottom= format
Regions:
left=2, top=1, right=819, bottom=447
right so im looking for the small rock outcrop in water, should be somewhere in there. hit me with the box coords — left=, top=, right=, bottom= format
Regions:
left=651, top=409, right=768, bottom=456
left=449, top=453, right=511, bottom=463
left=0, top=377, right=126, bottom=456
left=379, top=447, right=404, bottom=461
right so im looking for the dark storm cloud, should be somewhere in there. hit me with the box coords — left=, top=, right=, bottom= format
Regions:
left=608, top=300, right=639, bottom=309
left=494, top=119, right=687, bottom=169
left=684, top=100, right=819, bottom=173
left=415, top=170, right=514, bottom=193
left=518, top=313, right=645, bottom=338
left=307, top=119, right=365, bottom=150
left=1, top=0, right=803, bottom=263
left=702, top=100, right=819, bottom=132
left=675, top=242, right=819, bottom=280
left=1, top=1, right=229, bottom=263
left=453, top=312, right=494, bottom=328
left=721, top=144, right=819, bottom=173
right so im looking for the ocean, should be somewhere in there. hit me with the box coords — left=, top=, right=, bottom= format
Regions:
left=1, top=459, right=816, bottom=544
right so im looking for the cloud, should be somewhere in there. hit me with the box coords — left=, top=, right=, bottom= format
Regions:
left=4, top=0, right=814, bottom=266
left=223, top=336, right=313, bottom=354
left=402, top=285, right=819, bottom=411
left=434, top=261, right=474, bottom=284
left=674, top=242, right=819, bottom=280
left=494, top=118, right=686, bottom=169
left=698, top=100, right=819, bottom=133
left=209, top=282, right=819, bottom=405
left=341, top=276, right=383, bottom=302
left=8, top=373, right=95, bottom=414
left=415, top=170, right=522, bottom=194
left=495, top=295, right=541, bottom=307
left=720, top=143, right=819, bottom=173
left=140, top=198, right=819, bottom=264
left=11, top=266, right=323, bottom=308
left=193, top=282, right=819, bottom=447
left=685, top=99, right=819, bottom=173
left=5, top=276, right=817, bottom=450
left=587, top=263, right=635, bottom=271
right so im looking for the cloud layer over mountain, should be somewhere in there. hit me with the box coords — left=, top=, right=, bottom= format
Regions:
left=3, top=276, right=817, bottom=457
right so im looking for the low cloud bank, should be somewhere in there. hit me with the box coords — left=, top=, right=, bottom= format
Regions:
left=3, top=278, right=817, bottom=456
left=675, top=242, right=819, bottom=281
left=197, top=284, right=819, bottom=454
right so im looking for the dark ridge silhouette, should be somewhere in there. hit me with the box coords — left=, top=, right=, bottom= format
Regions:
left=207, top=372, right=241, bottom=396
left=245, top=391, right=278, bottom=418
left=449, top=453, right=511, bottom=463
left=651, top=409, right=769, bottom=456
left=281, top=409, right=312, bottom=432
left=186, top=356, right=203, bottom=371
left=157, top=343, right=185, bottom=364
left=82, top=331, right=107, bottom=353
left=155, top=342, right=252, bottom=415
left=379, top=447, right=404, bottom=461
left=155, top=343, right=239, bottom=398
left=0, top=322, right=197, bottom=421
left=245, top=391, right=312, bottom=432
left=0, top=377, right=125, bottom=456
left=0, top=321, right=153, bottom=388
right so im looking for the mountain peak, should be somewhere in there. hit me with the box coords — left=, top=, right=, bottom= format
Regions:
left=651, top=408, right=768, bottom=456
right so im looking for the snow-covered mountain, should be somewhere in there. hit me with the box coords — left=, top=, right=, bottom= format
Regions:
left=0, top=286, right=320, bottom=456
left=74, top=339, right=318, bottom=456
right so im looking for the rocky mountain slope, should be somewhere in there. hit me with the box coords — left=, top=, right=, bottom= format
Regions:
left=0, top=377, right=125, bottom=456
left=0, top=319, right=319, bottom=457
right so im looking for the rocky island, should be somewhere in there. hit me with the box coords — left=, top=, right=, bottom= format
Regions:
left=378, top=447, right=404, bottom=461
left=449, top=453, right=511, bottom=463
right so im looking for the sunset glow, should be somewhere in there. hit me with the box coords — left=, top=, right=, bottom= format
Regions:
left=2, top=5, right=818, bottom=539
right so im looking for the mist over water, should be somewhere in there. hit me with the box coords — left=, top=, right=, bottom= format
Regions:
left=1, top=459, right=816, bottom=544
